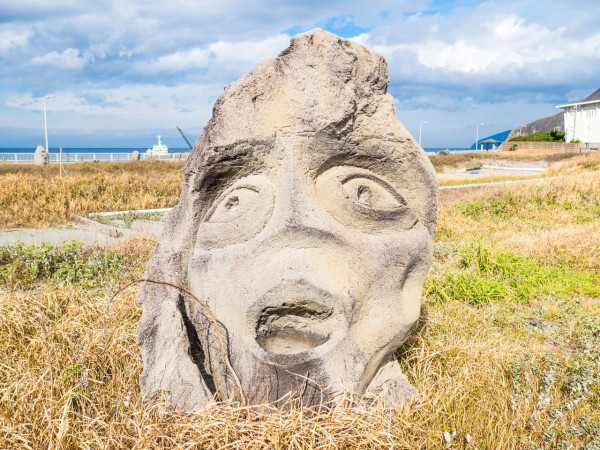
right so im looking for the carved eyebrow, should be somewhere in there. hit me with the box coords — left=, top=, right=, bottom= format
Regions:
left=193, top=140, right=273, bottom=195
left=315, top=145, right=391, bottom=177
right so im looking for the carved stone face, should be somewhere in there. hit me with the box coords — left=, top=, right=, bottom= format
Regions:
left=138, top=29, right=437, bottom=410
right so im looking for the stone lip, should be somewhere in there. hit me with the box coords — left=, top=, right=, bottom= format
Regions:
left=246, top=279, right=349, bottom=367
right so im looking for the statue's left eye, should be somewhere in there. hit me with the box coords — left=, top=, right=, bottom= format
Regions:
left=315, top=166, right=418, bottom=232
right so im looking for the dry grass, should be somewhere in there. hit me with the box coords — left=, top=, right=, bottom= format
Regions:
left=429, top=150, right=580, bottom=172
left=1, top=154, right=599, bottom=449
left=0, top=161, right=184, bottom=228
left=1, top=244, right=597, bottom=448
left=438, top=153, right=600, bottom=271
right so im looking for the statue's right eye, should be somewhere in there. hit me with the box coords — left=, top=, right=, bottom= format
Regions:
left=197, top=175, right=274, bottom=249
left=205, top=186, right=260, bottom=224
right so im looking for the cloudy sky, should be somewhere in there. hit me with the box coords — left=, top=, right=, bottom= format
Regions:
left=1, top=0, right=599, bottom=149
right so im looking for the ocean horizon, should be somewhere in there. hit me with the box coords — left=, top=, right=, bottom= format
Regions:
left=0, top=147, right=470, bottom=154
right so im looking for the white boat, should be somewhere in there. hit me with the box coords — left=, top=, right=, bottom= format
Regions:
left=146, top=135, right=169, bottom=156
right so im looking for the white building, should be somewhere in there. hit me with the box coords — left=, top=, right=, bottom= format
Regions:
left=557, top=98, right=600, bottom=144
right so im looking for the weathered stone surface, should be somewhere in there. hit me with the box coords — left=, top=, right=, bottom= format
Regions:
left=34, top=145, right=49, bottom=165
left=137, top=29, right=438, bottom=410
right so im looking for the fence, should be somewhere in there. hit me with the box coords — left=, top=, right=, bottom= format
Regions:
left=497, top=142, right=592, bottom=153
left=0, top=152, right=190, bottom=164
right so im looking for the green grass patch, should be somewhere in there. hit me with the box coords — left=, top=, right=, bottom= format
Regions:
left=452, top=190, right=600, bottom=223
left=426, top=243, right=600, bottom=306
left=0, top=241, right=139, bottom=288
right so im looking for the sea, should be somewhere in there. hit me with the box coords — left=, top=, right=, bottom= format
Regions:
left=0, top=147, right=190, bottom=154
left=0, top=147, right=469, bottom=155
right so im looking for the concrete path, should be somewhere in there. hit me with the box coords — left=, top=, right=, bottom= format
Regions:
left=0, top=220, right=164, bottom=246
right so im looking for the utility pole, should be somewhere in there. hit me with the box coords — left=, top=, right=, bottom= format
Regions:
left=419, top=121, right=428, bottom=147
left=43, top=96, right=51, bottom=152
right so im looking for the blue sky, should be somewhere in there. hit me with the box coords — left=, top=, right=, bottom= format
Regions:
left=1, top=0, right=599, bottom=148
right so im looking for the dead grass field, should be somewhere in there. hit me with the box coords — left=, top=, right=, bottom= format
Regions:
left=429, top=150, right=581, bottom=172
left=0, top=153, right=599, bottom=449
left=0, top=160, right=184, bottom=228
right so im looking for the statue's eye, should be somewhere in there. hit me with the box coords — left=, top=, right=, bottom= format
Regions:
left=205, top=187, right=259, bottom=224
left=315, top=166, right=417, bottom=232
left=197, top=175, right=274, bottom=249
left=342, top=176, right=405, bottom=211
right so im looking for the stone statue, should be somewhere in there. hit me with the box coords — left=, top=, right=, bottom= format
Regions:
left=34, top=145, right=49, bottom=165
left=138, top=29, right=438, bottom=410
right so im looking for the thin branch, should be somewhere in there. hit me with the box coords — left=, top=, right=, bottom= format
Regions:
left=104, top=278, right=246, bottom=405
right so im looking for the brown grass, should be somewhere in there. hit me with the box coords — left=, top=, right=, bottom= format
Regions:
left=438, top=153, right=600, bottom=271
left=429, top=150, right=580, bottom=172
left=1, top=154, right=599, bottom=449
left=2, top=262, right=598, bottom=448
left=0, top=161, right=184, bottom=228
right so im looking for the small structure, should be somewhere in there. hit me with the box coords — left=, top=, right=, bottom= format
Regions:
left=146, top=135, right=169, bottom=156
left=33, top=145, right=49, bottom=165
left=557, top=90, right=600, bottom=145
left=478, top=138, right=502, bottom=151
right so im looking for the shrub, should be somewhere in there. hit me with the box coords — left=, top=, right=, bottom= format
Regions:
left=510, top=130, right=565, bottom=142
left=0, top=241, right=137, bottom=288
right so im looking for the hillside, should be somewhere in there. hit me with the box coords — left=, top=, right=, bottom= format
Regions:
left=507, top=88, right=600, bottom=140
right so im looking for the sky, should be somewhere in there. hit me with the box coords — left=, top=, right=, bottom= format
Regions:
left=1, top=0, right=599, bottom=149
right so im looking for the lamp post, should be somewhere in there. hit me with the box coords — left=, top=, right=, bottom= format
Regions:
left=475, top=123, right=485, bottom=151
left=418, top=121, right=428, bottom=147
left=43, top=96, right=50, bottom=152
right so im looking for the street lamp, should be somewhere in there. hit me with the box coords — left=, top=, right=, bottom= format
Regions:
left=418, top=121, right=428, bottom=147
left=475, top=123, right=485, bottom=151
left=43, top=96, right=51, bottom=152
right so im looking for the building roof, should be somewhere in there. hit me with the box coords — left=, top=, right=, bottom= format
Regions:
left=479, top=138, right=502, bottom=144
left=557, top=88, right=600, bottom=109
left=583, top=88, right=600, bottom=102
left=557, top=98, right=600, bottom=109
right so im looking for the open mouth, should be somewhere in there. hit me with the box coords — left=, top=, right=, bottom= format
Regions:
left=249, top=281, right=344, bottom=358
left=255, top=300, right=333, bottom=354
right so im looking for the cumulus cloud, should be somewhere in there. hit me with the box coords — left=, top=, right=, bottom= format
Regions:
left=29, top=48, right=92, bottom=70
left=0, top=25, right=31, bottom=54
left=1, top=0, right=600, bottom=147
left=139, top=34, right=291, bottom=74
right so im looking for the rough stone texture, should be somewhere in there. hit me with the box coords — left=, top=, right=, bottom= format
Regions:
left=34, top=145, right=49, bottom=165
left=137, top=29, right=438, bottom=410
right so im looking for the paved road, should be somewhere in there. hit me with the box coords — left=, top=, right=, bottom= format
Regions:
left=0, top=221, right=164, bottom=246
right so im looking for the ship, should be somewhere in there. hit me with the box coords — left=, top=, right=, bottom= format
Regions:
left=146, top=135, right=169, bottom=156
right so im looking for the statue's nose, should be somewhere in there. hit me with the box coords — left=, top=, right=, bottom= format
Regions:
left=274, top=172, right=332, bottom=235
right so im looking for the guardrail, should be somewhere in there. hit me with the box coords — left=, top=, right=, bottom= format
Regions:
left=0, top=152, right=190, bottom=164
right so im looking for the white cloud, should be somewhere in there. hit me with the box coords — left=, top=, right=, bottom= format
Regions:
left=4, top=82, right=222, bottom=132
left=139, top=34, right=291, bottom=74
left=0, top=26, right=31, bottom=54
left=29, top=48, right=92, bottom=70
left=358, top=13, right=599, bottom=76
left=2, top=0, right=600, bottom=147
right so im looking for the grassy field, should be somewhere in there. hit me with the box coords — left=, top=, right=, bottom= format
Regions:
left=0, top=153, right=599, bottom=448
left=0, top=160, right=184, bottom=228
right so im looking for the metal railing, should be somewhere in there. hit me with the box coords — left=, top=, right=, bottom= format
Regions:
left=0, top=152, right=190, bottom=164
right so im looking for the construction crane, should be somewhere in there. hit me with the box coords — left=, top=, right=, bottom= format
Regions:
left=176, top=126, right=194, bottom=150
